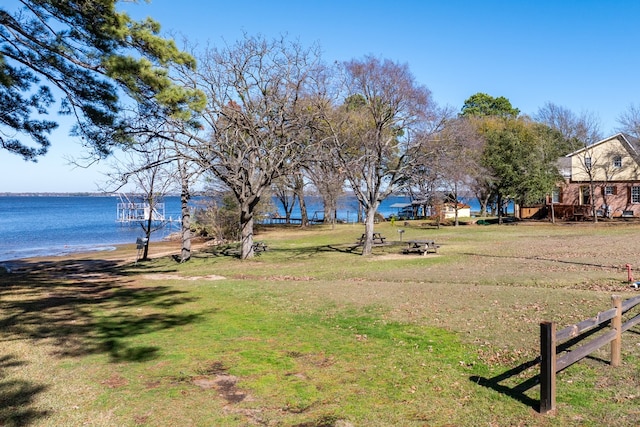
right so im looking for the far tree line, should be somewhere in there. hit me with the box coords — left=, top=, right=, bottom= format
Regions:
left=3, top=2, right=640, bottom=259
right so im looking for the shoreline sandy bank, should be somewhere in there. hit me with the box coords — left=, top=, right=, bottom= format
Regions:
left=0, top=239, right=193, bottom=273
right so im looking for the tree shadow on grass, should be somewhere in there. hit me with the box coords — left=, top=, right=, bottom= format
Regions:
left=195, top=242, right=369, bottom=259
left=265, top=242, right=400, bottom=258
left=0, top=257, right=215, bottom=424
left=298, top=242, right=405, bottom=257
left=0, top=258, right=211, bottom=424
left=0, top=258, right=207, bottom=361
left=0, top=355, right=50, bottom=427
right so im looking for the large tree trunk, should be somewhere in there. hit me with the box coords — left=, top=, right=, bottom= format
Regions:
left=179, top=161, right=192, bottom=262
left=294, top=174, right=309, bottom=227
left=361, top=204, right=379, bottom=256
left=590, top=180, right=598, bottom=223
left=142, top=215, right=152, bottom=260
left=453, top=183, right=459, bottom=227
left=180, top=190, right=191, bottom=262
left=323, top=202, right=332, bottom=224
left=474, top=189, right=491, bottom=217
left=330, top=197, right=338, bottom=228
left=284, top=200, right=294, bottom=223
left=299, top=197, right=308, bottom=227
left=240, top=203, right=255, bottom=259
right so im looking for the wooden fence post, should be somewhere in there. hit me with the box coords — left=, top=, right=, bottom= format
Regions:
left=540, top=321, right=556, bottom=414
left=611, top=295, right=622, bottom=367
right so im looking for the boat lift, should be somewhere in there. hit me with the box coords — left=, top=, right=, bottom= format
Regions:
left=116, top=193, right=166, bottom=225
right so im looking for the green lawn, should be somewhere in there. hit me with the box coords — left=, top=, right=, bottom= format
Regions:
left=2, top=220, right=640, bottom=426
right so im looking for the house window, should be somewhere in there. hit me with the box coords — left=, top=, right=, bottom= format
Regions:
left=580, top=186, right=591, bottom=205
left=604, top=186, right=616, bottom=196
left=613, top=156, right=622, bottom=168
left=632, top=186, right=640, bottom=204
left=551, top=187, right=562, bottom=203
left=584, top=156, right=592, bottom=169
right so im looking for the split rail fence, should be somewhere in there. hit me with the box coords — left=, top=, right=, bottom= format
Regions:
left=539, top=294, right=640, bottom=414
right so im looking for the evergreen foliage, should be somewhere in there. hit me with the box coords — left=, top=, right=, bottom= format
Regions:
left=0, top=0, right=203, bottom=161
left=460, top=92, right=520, bottom=118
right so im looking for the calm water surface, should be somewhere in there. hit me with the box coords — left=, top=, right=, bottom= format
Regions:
left=0, top=194, right=433, bottom=262
left=0, top=196, right=183, bottom=262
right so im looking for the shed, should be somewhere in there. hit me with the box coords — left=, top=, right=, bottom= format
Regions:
left=442, top=202, right=471, bottom=219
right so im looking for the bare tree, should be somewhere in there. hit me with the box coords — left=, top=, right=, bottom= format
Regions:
left=432, top=117, right=483, bottom=226
left=404, top=162, right=439, bottom=218
left=618, top=104, right=640, bottom=138
left=106, top=140, right=176, bottom=260
left=574, top=145, right=602, bottom=222
left=535, top=102, right=602, bottom=150
left=124, top=113, right=205, bottom=262
left=322, top=56, right=442, bottom=255
left=305, top=145, right=347, bottom=227
left=292, top=171, right=310, bottom=227
left=271, top=168, right=311, bottom=227
left=535, top=102, right=603, bottom=222
left=174, top=35, right=325, bottom=259
left=272, top=176, right=297, bottom=224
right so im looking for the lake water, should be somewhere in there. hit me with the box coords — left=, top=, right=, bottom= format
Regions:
left=0, top=194, right=429, bottom=262
left=0, top=195, right=184, bottom=262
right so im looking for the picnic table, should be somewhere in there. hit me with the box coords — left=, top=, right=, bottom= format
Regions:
left=222, top=241, right=268, bottom=257
left=402, top=239, right=439, bottom=255
left=356, top=232, right=386, bottom=245
left=253, top=241, right=268, bottom=252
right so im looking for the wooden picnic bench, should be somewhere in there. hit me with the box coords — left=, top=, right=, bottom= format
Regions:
left=402, top=239, right=439, bottom=255
left=253, top=241, right=268, bottom=252
left=356, top=232, right=386, bottom=246
left=221, top=241, right=268, bottom=257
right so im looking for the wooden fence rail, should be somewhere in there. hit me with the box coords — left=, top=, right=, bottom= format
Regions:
left=540, top=294, right=640, bottom=414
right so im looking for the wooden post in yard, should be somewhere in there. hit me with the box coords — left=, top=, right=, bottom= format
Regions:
left=611, top=295, right=622, bottom=367
left=540, top=321, right=556, bottom=414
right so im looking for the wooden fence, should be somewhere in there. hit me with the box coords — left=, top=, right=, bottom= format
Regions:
left=540, top=294, right=640, bottom=414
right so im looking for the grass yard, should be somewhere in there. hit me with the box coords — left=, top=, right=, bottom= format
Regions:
left=1, top=220, right=640, bottom=426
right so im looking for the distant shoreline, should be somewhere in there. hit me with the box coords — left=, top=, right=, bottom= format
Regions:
left=0, top=192, right=205, bottom=197
left=0, top=192, right=117, bottom=197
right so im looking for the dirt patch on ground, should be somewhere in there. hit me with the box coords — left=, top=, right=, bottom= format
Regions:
left=193, top=374, right=247, bottom=403
left=101, top=374, right=128, bottom=389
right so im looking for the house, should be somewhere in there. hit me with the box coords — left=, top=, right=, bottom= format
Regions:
left=441, top=202, right=471, bottom=219
left=551, top=133, right=640, bottom=219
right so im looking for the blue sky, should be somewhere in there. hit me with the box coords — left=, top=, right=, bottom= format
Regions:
left=3, top=0, right=640, bottom=192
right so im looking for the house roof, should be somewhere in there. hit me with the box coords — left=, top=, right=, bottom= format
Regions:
left=443, top=202, right=471, bottom=208
left=565, top=133, right=640, bottom=158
